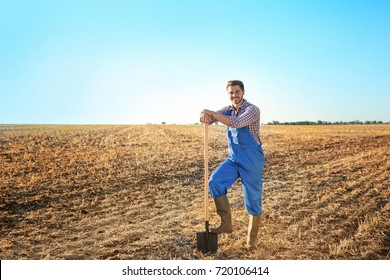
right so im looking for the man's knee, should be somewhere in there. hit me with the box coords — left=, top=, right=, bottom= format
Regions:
left=208, top=178, right=226, bottom=198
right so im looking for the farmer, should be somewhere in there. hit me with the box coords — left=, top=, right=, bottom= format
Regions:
left=199, top=80, right=265, bottom=249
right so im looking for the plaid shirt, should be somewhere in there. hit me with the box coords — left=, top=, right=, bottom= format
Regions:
left=216, top=99, right=261, bottom=144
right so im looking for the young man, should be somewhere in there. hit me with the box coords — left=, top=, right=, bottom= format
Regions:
left=200, top=80, right=265, bottom=249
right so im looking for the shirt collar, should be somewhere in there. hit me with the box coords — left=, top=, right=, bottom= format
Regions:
left=231, top=99, right=248, bottom=112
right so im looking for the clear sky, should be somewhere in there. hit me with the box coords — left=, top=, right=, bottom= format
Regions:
left=1, top=0, right=389, bottom=124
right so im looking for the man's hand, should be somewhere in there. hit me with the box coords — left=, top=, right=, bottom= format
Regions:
left=201, top=109, right=231, bottom=126
left=200, top=110, right=213, bottom=125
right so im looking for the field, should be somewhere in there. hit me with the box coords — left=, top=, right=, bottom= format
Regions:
left=0, top=124, right=389, bottom=260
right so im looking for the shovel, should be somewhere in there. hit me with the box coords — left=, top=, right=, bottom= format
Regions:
left=196, top=124, right=218, bottom=253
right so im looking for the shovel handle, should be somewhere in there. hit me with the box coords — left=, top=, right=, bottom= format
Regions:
left=204, top=123, right=209, bottom=223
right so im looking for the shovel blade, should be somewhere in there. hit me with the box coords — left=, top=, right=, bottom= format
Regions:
left=196, top=231, right=218, bottom=253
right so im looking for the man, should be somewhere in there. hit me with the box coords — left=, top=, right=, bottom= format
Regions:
left=200, top=80, right=265, bottom=249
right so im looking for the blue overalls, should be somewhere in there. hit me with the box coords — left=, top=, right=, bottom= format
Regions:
left=209, top=126, right=265, bottom=215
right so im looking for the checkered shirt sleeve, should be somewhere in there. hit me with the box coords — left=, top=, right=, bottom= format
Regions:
left=228, top=104, right=260, bottom=128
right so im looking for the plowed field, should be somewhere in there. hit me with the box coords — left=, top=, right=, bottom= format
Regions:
left=1, top=124, right=389, bottom=259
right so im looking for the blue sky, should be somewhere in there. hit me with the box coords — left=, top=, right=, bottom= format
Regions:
left=1, top=0, right=389, bottom=124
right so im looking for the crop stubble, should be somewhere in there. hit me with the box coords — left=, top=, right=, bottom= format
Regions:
left=0, top=124, right=389, bottom=259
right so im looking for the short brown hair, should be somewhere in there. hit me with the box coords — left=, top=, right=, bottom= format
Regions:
left=226, top=80, right=244, bottom=91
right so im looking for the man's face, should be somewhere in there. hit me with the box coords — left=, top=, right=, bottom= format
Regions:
left=227, top=85, right=244, bottom=107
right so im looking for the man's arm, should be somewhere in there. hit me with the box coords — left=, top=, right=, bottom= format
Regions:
left=201, top=105, right=259, bottom=127
left=229, top=106, right=260, bottom=128
left=201, top=110, right=230, bottom=126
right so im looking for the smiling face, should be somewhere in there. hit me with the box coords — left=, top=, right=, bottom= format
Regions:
left=227, top=85, right=245, bottom=108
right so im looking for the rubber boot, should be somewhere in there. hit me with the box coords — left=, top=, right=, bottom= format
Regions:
left=210, top=195, right=233, bottom=234
left=247, top=214, right=261, bottom=249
